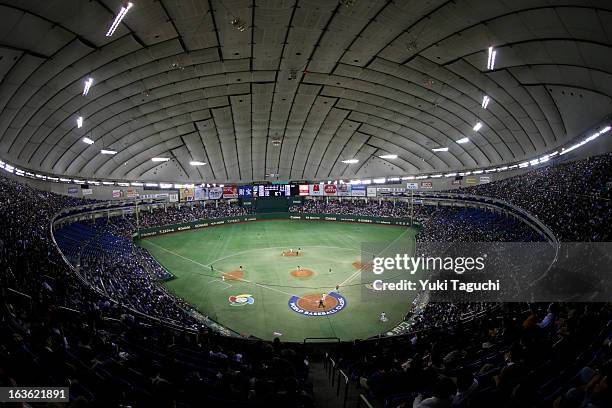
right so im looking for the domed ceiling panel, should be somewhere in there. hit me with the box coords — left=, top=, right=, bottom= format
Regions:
left=0, top=0, right=610, bottom=182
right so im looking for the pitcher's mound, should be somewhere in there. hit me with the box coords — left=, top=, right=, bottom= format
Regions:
left=290, top=268, right=314, bottom=278
left=297, top=293, right=339, bottom=312
left=223, top=270, right=244, bottom=281
left=352, top=261, right=372, bottom=270
left=282, top=250, right=302, bottom=256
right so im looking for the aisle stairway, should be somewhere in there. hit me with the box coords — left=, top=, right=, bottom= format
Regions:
left=310, top=358, right=370, bottom=408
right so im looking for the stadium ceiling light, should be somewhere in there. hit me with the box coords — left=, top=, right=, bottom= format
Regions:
left=431, top=174, right=442, bottom=178
left=189, top=161, right=206, bottom=166
left=456, top=137, right=469, bottom=144
left=519, top=162, right=529, bottom=168
left=152, top=157, right=170, bottom=162
left=403, top=176, right=415, bottom=180
left=82, top=137, right=94, bottom=145
left=76, top=116, right=83, bottom=128
left=445, top=173, right=457, bottom=177
left=341, top=159, right=359, bottom=164
left=83, top=77, right=93, bottom=96
left=482, top=95, right=490, bottom=109
left=373, top=178, right=386, bottom=184
left=473, top=170, right=483, bottom=174
left=561, top=125, right=610, bottom=156
left=106, top=2, right=133, bottom=37
left=131, top=182, right=143, bottom=186
left=432, top=147, right=448, bottom=152
left=100, top=149, right=117, bottom=155
left=487, top=46, right=496, bottom=70
left=145, top=183, right=158, bottom=187
left=160, top=183, right=172, bottom=189
left=473, top=122, right=483, bottom=131
left=117, top=182, right=129, bottom=186
left=379, top=154, right=398, bottom=159
left=102, top=181, right=114, bottom=185
left=388, top=177, right=400, bottom=181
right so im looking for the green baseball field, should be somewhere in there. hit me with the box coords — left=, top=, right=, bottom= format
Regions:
left=138, top=219, right=418, bottom=342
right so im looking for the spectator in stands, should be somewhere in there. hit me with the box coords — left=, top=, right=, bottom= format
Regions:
left=411, top=377, right=456, bottom=408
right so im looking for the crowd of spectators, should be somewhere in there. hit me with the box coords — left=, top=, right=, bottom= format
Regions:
left=335, top=302, right=612, bottom=408
left=458, top=153, right=612, bottom=241
left=291, top=199, right=412, bottom=218
left=99, top=201, right=253, bottom=238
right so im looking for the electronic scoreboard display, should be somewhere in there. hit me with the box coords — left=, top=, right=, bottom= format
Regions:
left=254, top=184, right=291, bottom=197
left=238, top=185, right=253, bottom=197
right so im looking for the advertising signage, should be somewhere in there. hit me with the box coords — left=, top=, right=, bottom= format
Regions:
left=238, top=185, right=253, bottom=197
left=324, top=184, right=337, bottom=195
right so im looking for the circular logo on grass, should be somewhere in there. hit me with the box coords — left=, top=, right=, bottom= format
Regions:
left=229, top=294, right=255, bottom=306
left=288, top=292, right=347, bottom=317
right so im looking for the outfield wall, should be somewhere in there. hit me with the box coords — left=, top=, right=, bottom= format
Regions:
left=136, top=212, right=414, bottom=238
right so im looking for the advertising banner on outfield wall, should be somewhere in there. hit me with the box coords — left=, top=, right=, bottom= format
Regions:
left=112, top=189, right=122, bottom=198
left=367, top=187, right=377, bottom=197
left=127, top=188, right=138, bottom=198
left=180, top=188, right=195, bottom=202
left=324, top=184, right=337, bottom=195
left=194, top=187, right=206, bottom=201
left=207, top=187, right=223, bottom=200
left=351, top=184, right=366, bottom=196
left=309, top=183, right=324, bottom=196
left=337, top=184, right=351, bottom=196
left=169, top=193, right=178, bottom=202
left=406, top=182, right=418, bottom=190
left=420, top=181, right=433, bottom=189
left=480, top=176, right=491, bottom=184
left=299, top=185, right=309, bottom=196
left=223, top=185, right=238, bottom=198
left=466, top=177, right=477, bottom=185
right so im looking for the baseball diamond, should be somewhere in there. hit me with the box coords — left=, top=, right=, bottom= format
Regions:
left=139, top=219, right=417, bottom=341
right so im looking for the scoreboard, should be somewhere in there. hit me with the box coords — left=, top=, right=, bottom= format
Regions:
left=254, top=184, right=291, bottom=197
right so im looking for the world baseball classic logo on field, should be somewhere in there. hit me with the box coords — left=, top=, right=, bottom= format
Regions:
left=288, top=292, right=347, bottom=316
left=228, top=294, right=255, bottom=306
